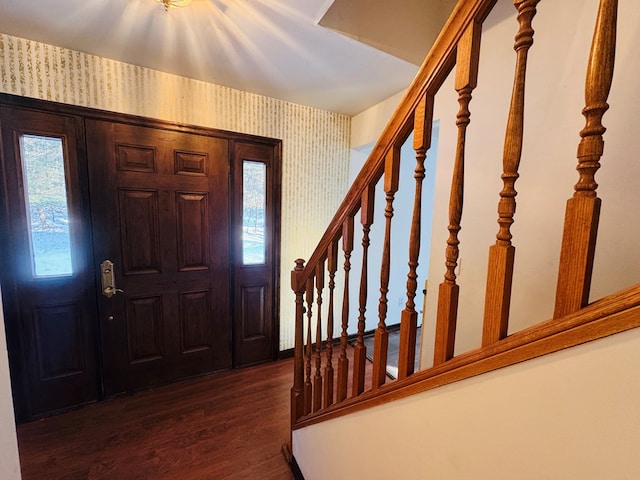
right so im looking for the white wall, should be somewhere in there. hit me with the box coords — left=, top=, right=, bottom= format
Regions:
left=294, top=0, right=640, bottom=476
left=0, top=289, right=21, bottom=480
left=294, top=327, right=640, bottom=480
left=351, top=90, right=405, bottom=148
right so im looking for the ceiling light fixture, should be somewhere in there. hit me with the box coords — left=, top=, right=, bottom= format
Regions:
left=156, top=0, right=193, bottom=11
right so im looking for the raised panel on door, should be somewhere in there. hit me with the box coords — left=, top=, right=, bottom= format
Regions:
left=33, top=303, right=85, bottom=379
left=125, top=295, right=164, bottom=364
left=118, top=189, right=161, bottom=274
left=0, top=107, right=98, bottom=421
left=232, top=141, right=281, bottom=367
left=179, top=290, right=212, bottom=353
left=176, top=192, right=210, bottom=271
left=87, top=119, right=232, bottom=396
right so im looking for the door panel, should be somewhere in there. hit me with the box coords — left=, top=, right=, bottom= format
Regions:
left=87, top=120, right=232, bottom=396
left=0, top=107, right=98, bottom=419
left=232, top=141, right=280, bottom=367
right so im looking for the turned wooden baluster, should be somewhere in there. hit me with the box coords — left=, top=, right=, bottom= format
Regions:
left=291, top=259, right=306, bottom=423
left=353, top=186, right=375, bottom=396
left=324, top=240, right=338, bottom=407
left=482, top=0, right=539, bottom=346
left=337, top=216, right=355, bottom=402
left=554, top=0, right=618, bottom=319
left=433, top=21, right=482, bottom=366
left=313, top=261, right=325, bottom=412
left=304, top=275, right=314, bottom=415
left=372, top=147, right=400, bottom=389
left=398, top=94, right=434, bottom=379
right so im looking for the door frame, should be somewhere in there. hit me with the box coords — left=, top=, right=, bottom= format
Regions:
left=0, top=93, right=282, bottom=421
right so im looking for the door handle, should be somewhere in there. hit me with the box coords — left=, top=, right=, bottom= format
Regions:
left=100, top=260, right=124, bottom=298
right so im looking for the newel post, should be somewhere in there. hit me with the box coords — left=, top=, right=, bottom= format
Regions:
left=291, top=258, right=306, bottom=425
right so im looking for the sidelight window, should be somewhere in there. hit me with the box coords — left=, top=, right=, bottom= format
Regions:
left=20, top=135, right=73, bottom=277
left=242, top=161, right=266, bottom=265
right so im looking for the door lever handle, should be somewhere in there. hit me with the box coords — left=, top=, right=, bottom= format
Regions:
left=100, top=260, right=124, bottom=298
left=103, top=286, right=124, bottom=297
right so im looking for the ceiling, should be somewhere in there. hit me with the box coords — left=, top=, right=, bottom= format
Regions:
left=0, top=0, right=454, bottom=116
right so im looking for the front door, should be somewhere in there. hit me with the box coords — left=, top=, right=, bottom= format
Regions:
left=0, top=107, right=99, bottom=419
left=1, top=96, right=281, bottom=421
left=86, top=120, right=232, bottom=396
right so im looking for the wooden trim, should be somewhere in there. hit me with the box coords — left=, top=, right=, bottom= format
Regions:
left=293, top=284, right=640, bottom=430
left=0, top=93, right=281, bottom=146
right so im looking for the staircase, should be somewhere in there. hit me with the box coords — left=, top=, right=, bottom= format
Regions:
left=288, top=0, right=640, bottom=477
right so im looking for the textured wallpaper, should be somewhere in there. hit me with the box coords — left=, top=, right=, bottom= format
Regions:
left=0, top=32, right=351, bottom=350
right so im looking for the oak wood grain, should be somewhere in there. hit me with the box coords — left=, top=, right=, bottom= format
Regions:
left=372, top=147, right=401, bottom=389
left=554, top=0, right=618, bottom=318
left=353, top=185, right=375, bottom=396
left=291, top=259, right=306, bottom=424
left=336, top=216, right=354, bottom=403
left=483, top=0, right=540, bottom=346
left=397, top=94, right=434, bottom=379
left=433, top=20, right=482, bottom=365
left=323, top=241, right=339, bottom=408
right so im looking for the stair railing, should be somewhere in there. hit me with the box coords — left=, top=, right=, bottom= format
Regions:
left=290, top=0, right=631, bottom=431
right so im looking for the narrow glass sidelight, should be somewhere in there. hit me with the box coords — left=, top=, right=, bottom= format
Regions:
left=242, top=160, right=266, bottom=265
left=20, top=135, right=73, bottom=277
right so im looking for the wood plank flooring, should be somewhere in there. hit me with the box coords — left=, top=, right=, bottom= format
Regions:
left=17, top=358, right=296, bottom=480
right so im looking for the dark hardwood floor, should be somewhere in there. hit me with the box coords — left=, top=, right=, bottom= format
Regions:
left=17, top=358, right=296, bottom=480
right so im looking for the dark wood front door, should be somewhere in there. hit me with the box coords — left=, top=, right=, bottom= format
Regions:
left=0, top=107, right=99, bottom=419
left=86, top=120, right=233, bottom=396
left=1, top=95, right=281, bottom=421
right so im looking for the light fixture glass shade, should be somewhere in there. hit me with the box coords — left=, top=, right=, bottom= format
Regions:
left=156, top=0, right=193, bottom=10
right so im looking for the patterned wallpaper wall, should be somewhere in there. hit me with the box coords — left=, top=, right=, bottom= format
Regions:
left=0, top=32, right=351, bottom=350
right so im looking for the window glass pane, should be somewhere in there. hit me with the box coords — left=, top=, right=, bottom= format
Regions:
left=20, top=135, right=73, bottom=277
left=242, top=161, right=266, bottom=265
